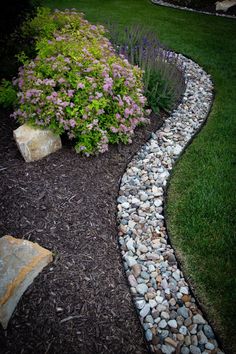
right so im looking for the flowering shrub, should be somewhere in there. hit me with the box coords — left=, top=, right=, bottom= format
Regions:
left=8, top=8, right=150, bottom=155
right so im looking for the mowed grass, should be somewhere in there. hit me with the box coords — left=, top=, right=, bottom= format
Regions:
left=42, top=1, right=236, bottom=352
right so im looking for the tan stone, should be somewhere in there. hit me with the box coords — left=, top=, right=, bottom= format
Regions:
left=215, top=0, right=236, bottom=12
left=0, top=235, right=52, bottom=329
left=13, top=124, right=61, bottom=162
left=164, top=337, right=178, bottom=348
left=131, top=263, right=141, bottom=278
left=182, top=294, right=191, bottom=303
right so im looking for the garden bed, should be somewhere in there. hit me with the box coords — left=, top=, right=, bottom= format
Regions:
left=0, top=108, right=165, bottom=353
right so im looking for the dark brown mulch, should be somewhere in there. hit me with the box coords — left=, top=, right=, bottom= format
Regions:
left=0, top=109, right=166, bottom=354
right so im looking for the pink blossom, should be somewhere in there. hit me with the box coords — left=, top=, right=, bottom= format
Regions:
left=77, top=83, right=85, bottom=89
left=67, top=90, right=75, bottom=97
left=69, top=119, right=76, bottom=127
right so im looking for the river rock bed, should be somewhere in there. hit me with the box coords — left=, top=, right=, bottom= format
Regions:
left=117, top=54, right=224, bottom=354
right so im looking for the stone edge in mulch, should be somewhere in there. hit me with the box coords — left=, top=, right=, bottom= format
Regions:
left=150, top=0, right=236, bottom=19
left=117, top=53, right=225, bottom=353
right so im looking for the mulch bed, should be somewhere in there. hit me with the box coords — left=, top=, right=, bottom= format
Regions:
left=0, top=109, right=166, bottom=354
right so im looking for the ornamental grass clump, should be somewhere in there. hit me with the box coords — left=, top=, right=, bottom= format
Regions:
left=7, top=8, right=150, bottom=155
left=108, top=24, right=185, bottom=114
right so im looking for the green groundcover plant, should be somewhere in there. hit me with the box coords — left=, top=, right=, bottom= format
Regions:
left=2, top=8, right=150, bottom=155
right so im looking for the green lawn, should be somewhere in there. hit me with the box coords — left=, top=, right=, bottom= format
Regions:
left=42, top=1, right=236, bottom=352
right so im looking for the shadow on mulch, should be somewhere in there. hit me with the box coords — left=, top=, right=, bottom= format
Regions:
left=0, top=109, right=166, bottom=354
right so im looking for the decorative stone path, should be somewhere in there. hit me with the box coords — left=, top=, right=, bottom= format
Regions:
left=151, top=0, right=236, bottom=19
left=117, top=54, right=225, bottom=353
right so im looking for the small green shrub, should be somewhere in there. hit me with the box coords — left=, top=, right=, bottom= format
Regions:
left=0, top=80, right=17, bottom=108
left=6, top=9, right=150, bottom=155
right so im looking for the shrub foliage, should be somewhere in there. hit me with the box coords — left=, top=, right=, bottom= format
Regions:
left=7, top=8, right=150, bottom=155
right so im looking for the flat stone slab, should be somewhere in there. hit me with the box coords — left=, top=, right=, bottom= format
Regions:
left=215, top=0, right=236, bottom=11
left=0, top=235, right=52, bottom=329
left=13, top=123, right=62, bottom=162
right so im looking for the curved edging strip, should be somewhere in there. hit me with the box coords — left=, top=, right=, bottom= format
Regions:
left=117, top=54, right=224, bottom=353
left=150, top=0, right=236, bottom=19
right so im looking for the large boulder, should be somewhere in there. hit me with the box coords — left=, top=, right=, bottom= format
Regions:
left=13, top=124, right=62, bottom=162
left=0, top=235, right=53, bottom=329
left=215, top=0, right=236, bottom=11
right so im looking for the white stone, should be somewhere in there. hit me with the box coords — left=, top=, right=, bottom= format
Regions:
left=152, top=186, right=163, bottom=196
left=136, top=283, right=148, bottom=295
left=126, top=238, right=135, bottom=252
left=168, top=319, right=178, bottom=328
left=156, top=295, right=164, bottom=303
left=0, top=235, right=52, bottom=329
left=135, top=299, right=146, bottom=309
left=180, top=286, right=189, bottom=294
left=13, top=124, right=61, bottom=162
left=173, top=144, right=182, bottom=155
left=125, top=256, right=137, bottom=267
left=149, top=299, right=157, bottom=308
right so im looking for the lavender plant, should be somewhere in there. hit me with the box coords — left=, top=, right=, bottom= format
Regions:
left=2, top=9, right=150, bottom=155
left=108, top=25, right=185, bottom=113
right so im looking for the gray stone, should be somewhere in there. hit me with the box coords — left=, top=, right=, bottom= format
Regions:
left=125, top=256, right=137, bottom=267
left=145, top=328, right=153, bottom=341
left=189, top=324, right=198, bottom=334
left=177, top=306, right=189, bottom=319
left=205, top=342, right=215, bottom=350
left=191, top=335, right=198, bottom=346
left=140, top=303, right=151, bottom=317
left=145, top=315, right=154, bottom=323
left=181, top=347, right=190, bottom=354
left=141, top=271, right=150, bottom=280
left=203, top=325, right=215, bottom=339
left=117, top=196, right=127, bottom=204
left=189, top=345, right=201, bottom=354
left=179, top=325, right=188, bottom=335
left=159, top=319, right=167, bottom=329
left=197, top=330, right=208, bottom=344
left=193, top=314, right=206, bottom=324
left=13, top=124, right=61, bottom=162
left=161, top=311, right=170, bottom=320
left=0, top=235, right=52, bottom=329
left=161, top=344, right=175, bottom=354
left=136, top=283, right=148, bottom=295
